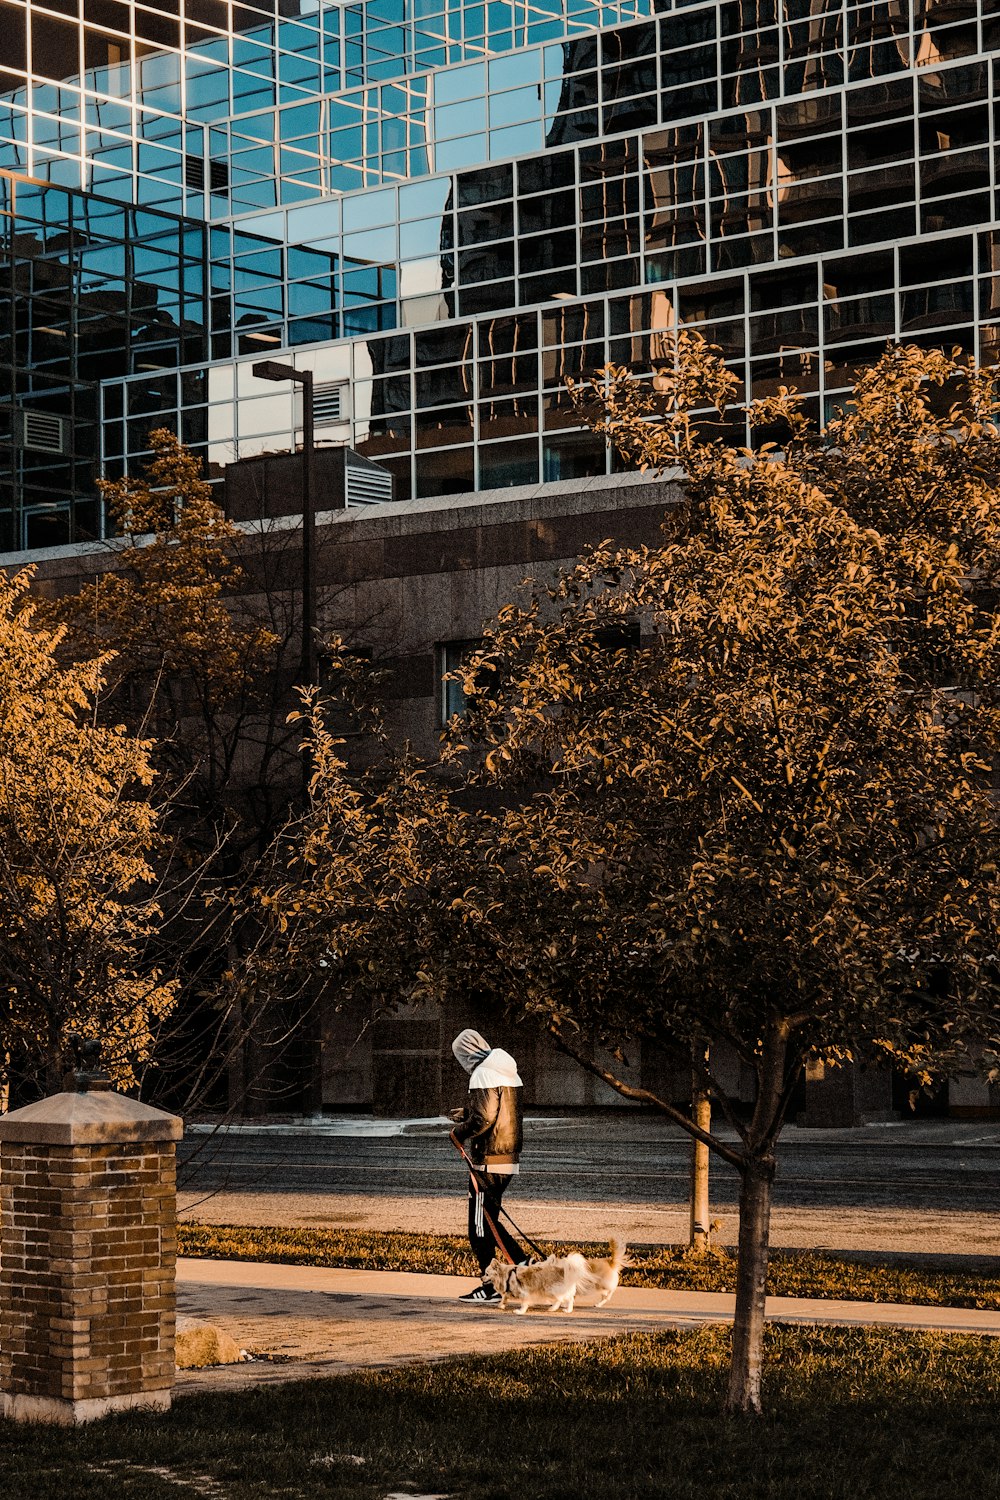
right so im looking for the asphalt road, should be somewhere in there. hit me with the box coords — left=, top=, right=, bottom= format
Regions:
left=177, top=1117, right=1000, bottom=1264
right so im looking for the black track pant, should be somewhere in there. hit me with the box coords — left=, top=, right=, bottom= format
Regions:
left=467, top=1170, right=524, bottom=1273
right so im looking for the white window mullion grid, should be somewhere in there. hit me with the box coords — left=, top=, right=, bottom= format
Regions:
left=910, top=70, right=921, bottom=247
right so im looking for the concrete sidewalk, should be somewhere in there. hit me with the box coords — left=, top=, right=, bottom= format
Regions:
left=173, top=1257, right=1000, bottom=1398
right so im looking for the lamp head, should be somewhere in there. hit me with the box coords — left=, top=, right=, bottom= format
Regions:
left=252, top=359, right=299, bottom=383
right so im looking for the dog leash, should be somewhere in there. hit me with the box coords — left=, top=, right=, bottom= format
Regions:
left=449, top=1131, right=548, bottom=1260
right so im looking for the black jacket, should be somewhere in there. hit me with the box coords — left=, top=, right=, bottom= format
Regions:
left=454, top=1084, right=523, bottom=1168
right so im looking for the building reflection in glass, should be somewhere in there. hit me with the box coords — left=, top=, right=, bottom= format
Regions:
left=6, top=0, right=1000, bottom=531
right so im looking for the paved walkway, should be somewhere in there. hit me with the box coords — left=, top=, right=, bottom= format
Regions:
left=174, top=1257, right=1000, bottom=1398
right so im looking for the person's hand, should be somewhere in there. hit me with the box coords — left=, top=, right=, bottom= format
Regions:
left=448, top=1106, right=464, bottom=1123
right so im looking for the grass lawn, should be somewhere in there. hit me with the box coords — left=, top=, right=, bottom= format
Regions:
left=178, top=1223, right=1000, bottom=1309
left=3, top=1327, right=1000, bottom=1500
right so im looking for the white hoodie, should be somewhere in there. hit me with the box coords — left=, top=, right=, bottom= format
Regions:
left=468, top=1047, right=523, bottom=1090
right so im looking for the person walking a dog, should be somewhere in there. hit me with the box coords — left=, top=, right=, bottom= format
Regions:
left=449, top=1028, right=526, bottom=1304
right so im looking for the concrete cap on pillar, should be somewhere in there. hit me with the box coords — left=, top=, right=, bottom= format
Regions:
left=0, top=1090, right=183, bottom=1145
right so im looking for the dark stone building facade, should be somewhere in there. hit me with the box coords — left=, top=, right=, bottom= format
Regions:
left=11, top=469, right=998, bottom=1123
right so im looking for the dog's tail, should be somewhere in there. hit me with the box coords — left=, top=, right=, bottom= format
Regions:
left=608, top=1237, right=628, bottom=1270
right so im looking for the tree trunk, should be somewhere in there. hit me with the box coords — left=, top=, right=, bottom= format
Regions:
left=689, top=1047, right=711, bottom=1252
left=725, top=1154, right=775, bottom=1415
left=226, top=990, right=247, bottom=1112
left=44, top=1026, right=65, bottom=1098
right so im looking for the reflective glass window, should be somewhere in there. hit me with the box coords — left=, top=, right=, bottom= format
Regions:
left=399, top=214, right=450, bottom=259
left=415, top=445, right=474, bottom=496
left=581, top=256, right=641, bottom=292
left=847, top=162, right=915, bottom=215
left=343, top=225, right=395, bottom=261
left=399, top=176, right=452, bottom=221
left=518, top=150, right=575, bottom=194
left=435, top=98, right=486, bottom=140
left=847, top=119, right=913, bottom=170
left=436, top=134, right=487, bottom=171
left=900, top=236, right=972, bottom=287
left=581, top=215, right=641, bottom=261
left=661, top=37, right=717, bottom=117
left=457, top=162, right=513, bottom=206
left=845, top=77, right=913, bottom=129
left=783, top=0, right=844, bottom=93
left=922, top=191, right=990, bottom=234
left=478, top=436, right=539, bottom=488
left=434, top=62, right=486, bottom=105
left=489, top=86, right=541, bottom=128
left=845, top=2, right=911, bottom=81
left=459, top=200, right=514, bottom=244
left=750, top=264, right=817, bottom=311
left=343, top=186, right=397, bottom=230
left=490, top=50, right=541, bottom=90
left=458, top=281, right=515, bottom=316
left=848, top=203, right=916, bottom=246
left=458, top=242, right=514, bottom=281
left=492, top=121, right=545, bottom=156
left=540, top=300, right=603, bottom=346
left=477, top=395, right=539, bottom=436
left=415, top=322, right=473, bottom=369
left=519, top=231, right=577, bottom=273
left=776, top=95, right=842, bottom=143
left=518, top=189, right=576, bottom=235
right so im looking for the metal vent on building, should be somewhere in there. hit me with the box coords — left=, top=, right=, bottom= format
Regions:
left=185, top=156, right=230, bottom=195
left=19, top=410, right=67, bottom=454
left=313, top=382, right=347, bottom=427
left=345, top=462, right=392, bottom=506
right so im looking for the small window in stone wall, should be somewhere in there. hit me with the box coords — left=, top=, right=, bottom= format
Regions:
left=438, top=638, right=484, bottom=724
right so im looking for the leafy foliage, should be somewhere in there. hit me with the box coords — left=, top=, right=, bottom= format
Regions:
left=454, top=341, right=1000, bottom=1099
left=433, top=339, right=1000, bottom=1409
left=259, top=338, right=1000, bottom=1408
left=0, top=569, right=177, bottom=1090
left=44, top=429, right=283, bottom=850
left=249, top=676, right=479, bottom=1024
left=39, top=431, right=343, bottom=1113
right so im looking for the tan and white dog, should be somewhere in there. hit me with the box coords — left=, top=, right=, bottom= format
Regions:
left=486, top=1254, right=582, bottom=1314
left=564, top=1238, right=628, bottom=1308
left=487, top=1239, right=627, bottom=1314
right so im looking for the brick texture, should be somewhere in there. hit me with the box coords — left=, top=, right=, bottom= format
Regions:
left=0, top=1140, right=177, bottom=1403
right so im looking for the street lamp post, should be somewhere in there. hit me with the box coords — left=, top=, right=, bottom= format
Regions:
left=252, top=359, right=323, bottom=1118
left=251, top=360, right=317, bottom=687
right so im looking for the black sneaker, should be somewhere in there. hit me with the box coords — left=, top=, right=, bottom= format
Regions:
left=458, top=1283, right=501, bottom=1305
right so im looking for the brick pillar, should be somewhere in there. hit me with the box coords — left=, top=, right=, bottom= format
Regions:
left=0, top=1089, right=182, bottom=1425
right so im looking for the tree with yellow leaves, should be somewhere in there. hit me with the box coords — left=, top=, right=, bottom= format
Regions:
left=0, top=570, right=177, bottom=1096
left=262, top=338, right=1000, bottom=1412
left=47, top=429, right=284, bottom=853
left=42, top=431, right=312, bottom=1113
left=442, top=337, right=1000, bottom=1412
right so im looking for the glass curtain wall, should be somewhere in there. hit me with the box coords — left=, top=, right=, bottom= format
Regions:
left=2, top=0, right=1000, bottom=542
